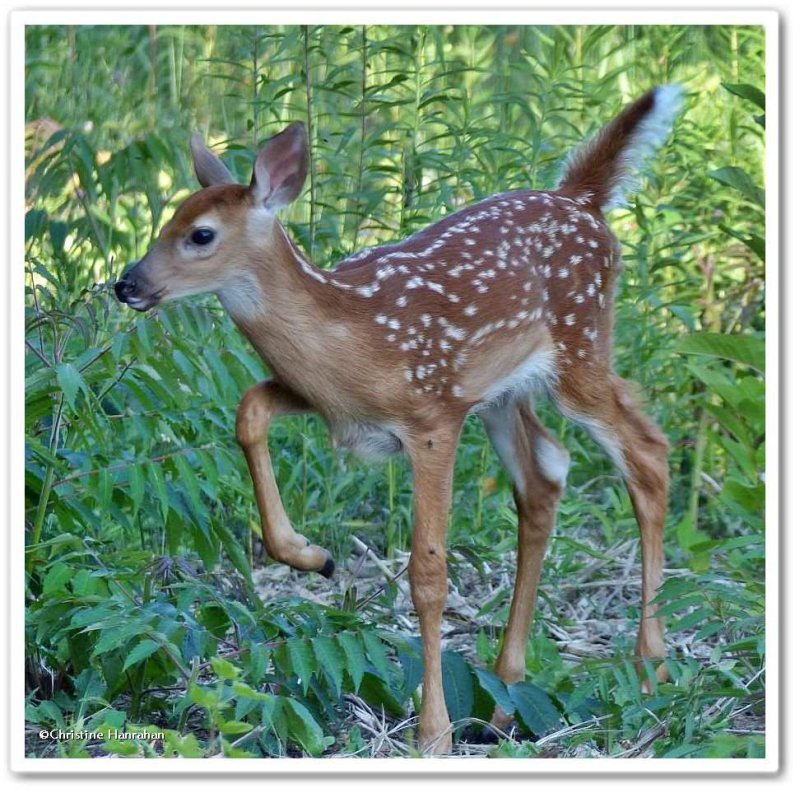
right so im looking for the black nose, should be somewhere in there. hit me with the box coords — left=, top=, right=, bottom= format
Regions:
left=115, top=276, right=137, bottom=301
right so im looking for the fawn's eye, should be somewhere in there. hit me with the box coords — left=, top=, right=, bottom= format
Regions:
left=190, top=227, right=215, bottom=246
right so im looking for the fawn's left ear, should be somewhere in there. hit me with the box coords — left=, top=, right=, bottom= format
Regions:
left=250, top=122, right=308, bottom=210
left=190, top=133, right=237, bottom=187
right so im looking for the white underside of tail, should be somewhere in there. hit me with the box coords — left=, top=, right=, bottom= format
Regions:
left=564, top=84, right=685, bottom=211
left=605, top=84, right=684, bottom=209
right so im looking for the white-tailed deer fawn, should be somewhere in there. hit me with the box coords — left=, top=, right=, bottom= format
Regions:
left=116, top=86, right=683, bottom=754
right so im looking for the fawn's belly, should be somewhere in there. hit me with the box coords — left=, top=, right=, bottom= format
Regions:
left=331, top=420, right=403, bottom=461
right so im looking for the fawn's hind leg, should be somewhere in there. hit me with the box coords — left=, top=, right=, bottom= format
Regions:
left=556, top=370, right=669, bottom=684
left=481, top=399, right=570, bottom=728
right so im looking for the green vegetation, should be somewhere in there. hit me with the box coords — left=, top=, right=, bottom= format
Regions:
left=24, top=25, right=766, bottom=759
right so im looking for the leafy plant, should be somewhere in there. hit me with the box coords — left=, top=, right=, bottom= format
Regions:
left=24, top=24, right=766, bottom=758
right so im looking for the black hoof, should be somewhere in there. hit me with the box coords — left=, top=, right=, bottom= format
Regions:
left=480, top=725, right=502, bottom=744
left=318, top=556, right=335, bottom=579
left=462, top=724, right=501, bottom=744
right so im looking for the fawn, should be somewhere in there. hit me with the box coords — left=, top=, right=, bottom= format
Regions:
left=116, top=86, right=683, bottom=754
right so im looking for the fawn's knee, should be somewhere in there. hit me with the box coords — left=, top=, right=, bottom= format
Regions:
left=235, top=382, right=272, bottom=447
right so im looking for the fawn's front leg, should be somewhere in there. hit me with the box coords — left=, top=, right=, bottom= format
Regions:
left=406, top=422, right=462, bottom=755
left=235, top=379, right=334, bottom=576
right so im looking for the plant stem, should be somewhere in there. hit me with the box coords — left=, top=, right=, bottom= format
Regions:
left=148, top=25, right=157, bottom=130
left=303, top=26, right=316, bottom=257
left=252, top=26, right=261, bottom=147
left=351, top=25, right=368, bottom=251
left=51, top=442, right=216, bottom=487
left=27, top=395, right=66, bottom=574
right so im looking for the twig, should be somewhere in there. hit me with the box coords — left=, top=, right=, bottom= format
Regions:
left=613, top=720, right=668, bottom=758
left=25, top=339, right=51, bottom=368
left=700, top=471, right=723, bottom=493
left=51, top=442, right=216, bottom=487
left=210, top=725, right=265, bottom=757
left=351, top=535, right=397, bottom=584
left=534, top=714, right=614, bottom=748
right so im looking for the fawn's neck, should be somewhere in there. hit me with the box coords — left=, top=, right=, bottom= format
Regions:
left=217, top=220, right=351, bottom=398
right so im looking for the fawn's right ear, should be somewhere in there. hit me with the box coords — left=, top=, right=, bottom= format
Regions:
left=250, top=122, right=308, bottom=211
left=190, top=133, right=237, bottom=187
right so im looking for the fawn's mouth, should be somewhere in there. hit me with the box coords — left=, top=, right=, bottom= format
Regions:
left=124, top=295, right=159, bottom=311
left=115, top=283, right=165, bottom=311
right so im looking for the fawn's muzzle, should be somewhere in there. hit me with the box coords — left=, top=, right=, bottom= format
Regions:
left=115, top=263, right=162, bottom=311
left=114, top=275, right=138, bottom=301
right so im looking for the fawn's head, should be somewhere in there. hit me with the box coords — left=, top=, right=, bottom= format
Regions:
left=115, top=122, right=308, bottom=311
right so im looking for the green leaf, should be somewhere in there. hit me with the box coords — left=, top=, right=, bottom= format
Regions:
left=473, top=667, right=515, bottom=717
left=221, top=738, right=257, bottom=758
left=363, top=631, right=395, bottom=685
left=508, top=682, right=561, bottom=735
left=146, top=462, right=169, bottom=523
left=49, top=220, right=68, bottom=254
left=188, top=684, right=218, bottom=709
left=55, top=362, right=87, bottom=409
left=441, top=650, right=474, bottom=724
left=212, top=519, right=252, bottom=581
left=357, top=671, right=406, bottom=717
left=338, top=632, right=367, bottom=691
left=103, top=739, right=140, bottom=756
left=261, top=697, right=288, bottom=743
left=709, top=166, right=764, bottom=208
left=720, top=479, right=765, bottom=517
left=286, top=637, right=315, bottom=694
left=93, top=708, right=127, bottom=731
left=128, top=464, right=145, bottom=513
left=163, top=731, right=204, bottom=758
left=199, top=604, right=230, bottom=640
left=718, top=224, right=765, bottom=261
left=25, top=208, right=47, bottom=241
left=36, top=699, right=65, bottom=729
left=122, top=639, right=161, bottom=672
left=671, top=607, right=715, bottom=632
left=210, top=656, right=240, bottom=680
left=42, top=562, right=72, bottom=594
left=136, top=319, right=153, bottom=354
left=231, top=681, right=272, bottom=702
left=674, top=332, right=764, bottom=374
left=396, top=638, right=424, bottom=701
left=283, top=698, right=326, bottom=756
left=92, top=622, right=147, bottom=655
left=311, top=636, right=345, bottom=697
left=722, top=82, right=765, bottom=111
left=174, top=454, right=204, bottom=517
left=220, top=720, right=253, bottom=736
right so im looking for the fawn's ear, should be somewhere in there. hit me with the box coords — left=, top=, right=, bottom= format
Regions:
left=250, top=122, right=308, bottom=210
left=190, top=133, right=237, bottom=187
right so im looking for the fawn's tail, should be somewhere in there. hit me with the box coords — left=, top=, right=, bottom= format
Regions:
left=558, top=85, right=684, bottom=211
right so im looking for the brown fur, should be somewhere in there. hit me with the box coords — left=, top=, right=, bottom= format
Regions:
left=559, top=89, right=657, bottom=209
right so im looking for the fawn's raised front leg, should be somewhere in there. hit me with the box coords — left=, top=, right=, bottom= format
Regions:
left=235, top=379, right=334, bottom=576
left=406, top=422, right=462, bottom=755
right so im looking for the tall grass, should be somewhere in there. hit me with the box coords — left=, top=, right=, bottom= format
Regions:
left=24, top=24, right=766, bottom=758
